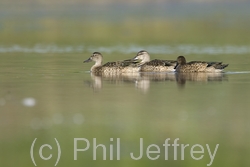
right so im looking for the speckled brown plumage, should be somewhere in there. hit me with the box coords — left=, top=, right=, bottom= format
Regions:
left=140, top=59, right=177, bottom=72
left=175, top=56, right=228, bottom=73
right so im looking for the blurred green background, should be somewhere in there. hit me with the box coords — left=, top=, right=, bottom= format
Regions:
left=0, top=1, right=250, bottom=167
left=1, top=0, right=250, bottom=46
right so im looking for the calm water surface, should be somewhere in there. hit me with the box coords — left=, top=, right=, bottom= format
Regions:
left=1, top=50, right=250, bottom=167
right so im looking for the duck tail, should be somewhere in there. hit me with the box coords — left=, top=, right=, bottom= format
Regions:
left=213, top=63, right=229, bottom=69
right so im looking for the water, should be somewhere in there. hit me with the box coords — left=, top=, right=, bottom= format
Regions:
left=1, top=1, right=250, bottom=167
left=1, top=51, right=250, bottom=166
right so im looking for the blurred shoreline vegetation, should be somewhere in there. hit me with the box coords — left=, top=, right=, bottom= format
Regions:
left=0, top=1, right=250, bottom=45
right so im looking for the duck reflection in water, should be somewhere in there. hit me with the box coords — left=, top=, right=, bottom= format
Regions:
left=84, top=72, right=144, bottom=92
left=175, top=72, right=228, bottom=88
left=84, top=72, right=227, bottom=92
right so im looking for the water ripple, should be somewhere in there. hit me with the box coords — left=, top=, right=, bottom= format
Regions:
left=0, top=44, right=250, bottom=54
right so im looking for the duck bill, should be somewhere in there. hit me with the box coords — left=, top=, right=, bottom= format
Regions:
left=132, top=56, right=138, bottom=61
left=131, top=57, right=141, bottom=63
left=174, top=63, right=178, bottom=69
left=83, top=58, right=92, bottom=63
left=133, top=59, right=142, bottom=63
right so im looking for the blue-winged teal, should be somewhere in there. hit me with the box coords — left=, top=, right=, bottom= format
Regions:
left=132, top=50, right=177, bottom=72
left=175, top=56, right=229, bottom=72
left=83, top=52, right=140, bottom=74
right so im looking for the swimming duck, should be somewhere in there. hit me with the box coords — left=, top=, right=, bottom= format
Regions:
left=132, top=50, right=177, bottom=72
left=83, top=52, right=140, bottom=74
left=175, top=56, right=228, bottom=72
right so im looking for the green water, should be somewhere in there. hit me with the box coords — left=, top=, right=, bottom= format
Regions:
left=1, top=1, right=250, bottom=167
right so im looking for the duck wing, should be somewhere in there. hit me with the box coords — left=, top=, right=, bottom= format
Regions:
left=119, top=60, right=139, bottom=67
left=146, top=59, right=177, bottom=66
left=103, top=61, right=138, bottom=68
left=102, top=61, right=119, bottom=67
left=188, top=61, right=228, bottom=69
left=207, top=62, right=229, bottom=69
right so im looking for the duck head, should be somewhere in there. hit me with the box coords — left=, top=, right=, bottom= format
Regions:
left=174, top=56, right=186, bottom=69
left=84, top=52, right=103, bottom=65
left=132, top=50, right=150, bottom=64
left=177, top=56, right=186, bottom=65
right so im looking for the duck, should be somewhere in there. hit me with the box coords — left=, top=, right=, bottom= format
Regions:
left=175, top=56, right=229, bottom=72
left=83, top=52, right=140, bottom=74
left=132, top=50, right=177, bottom=72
